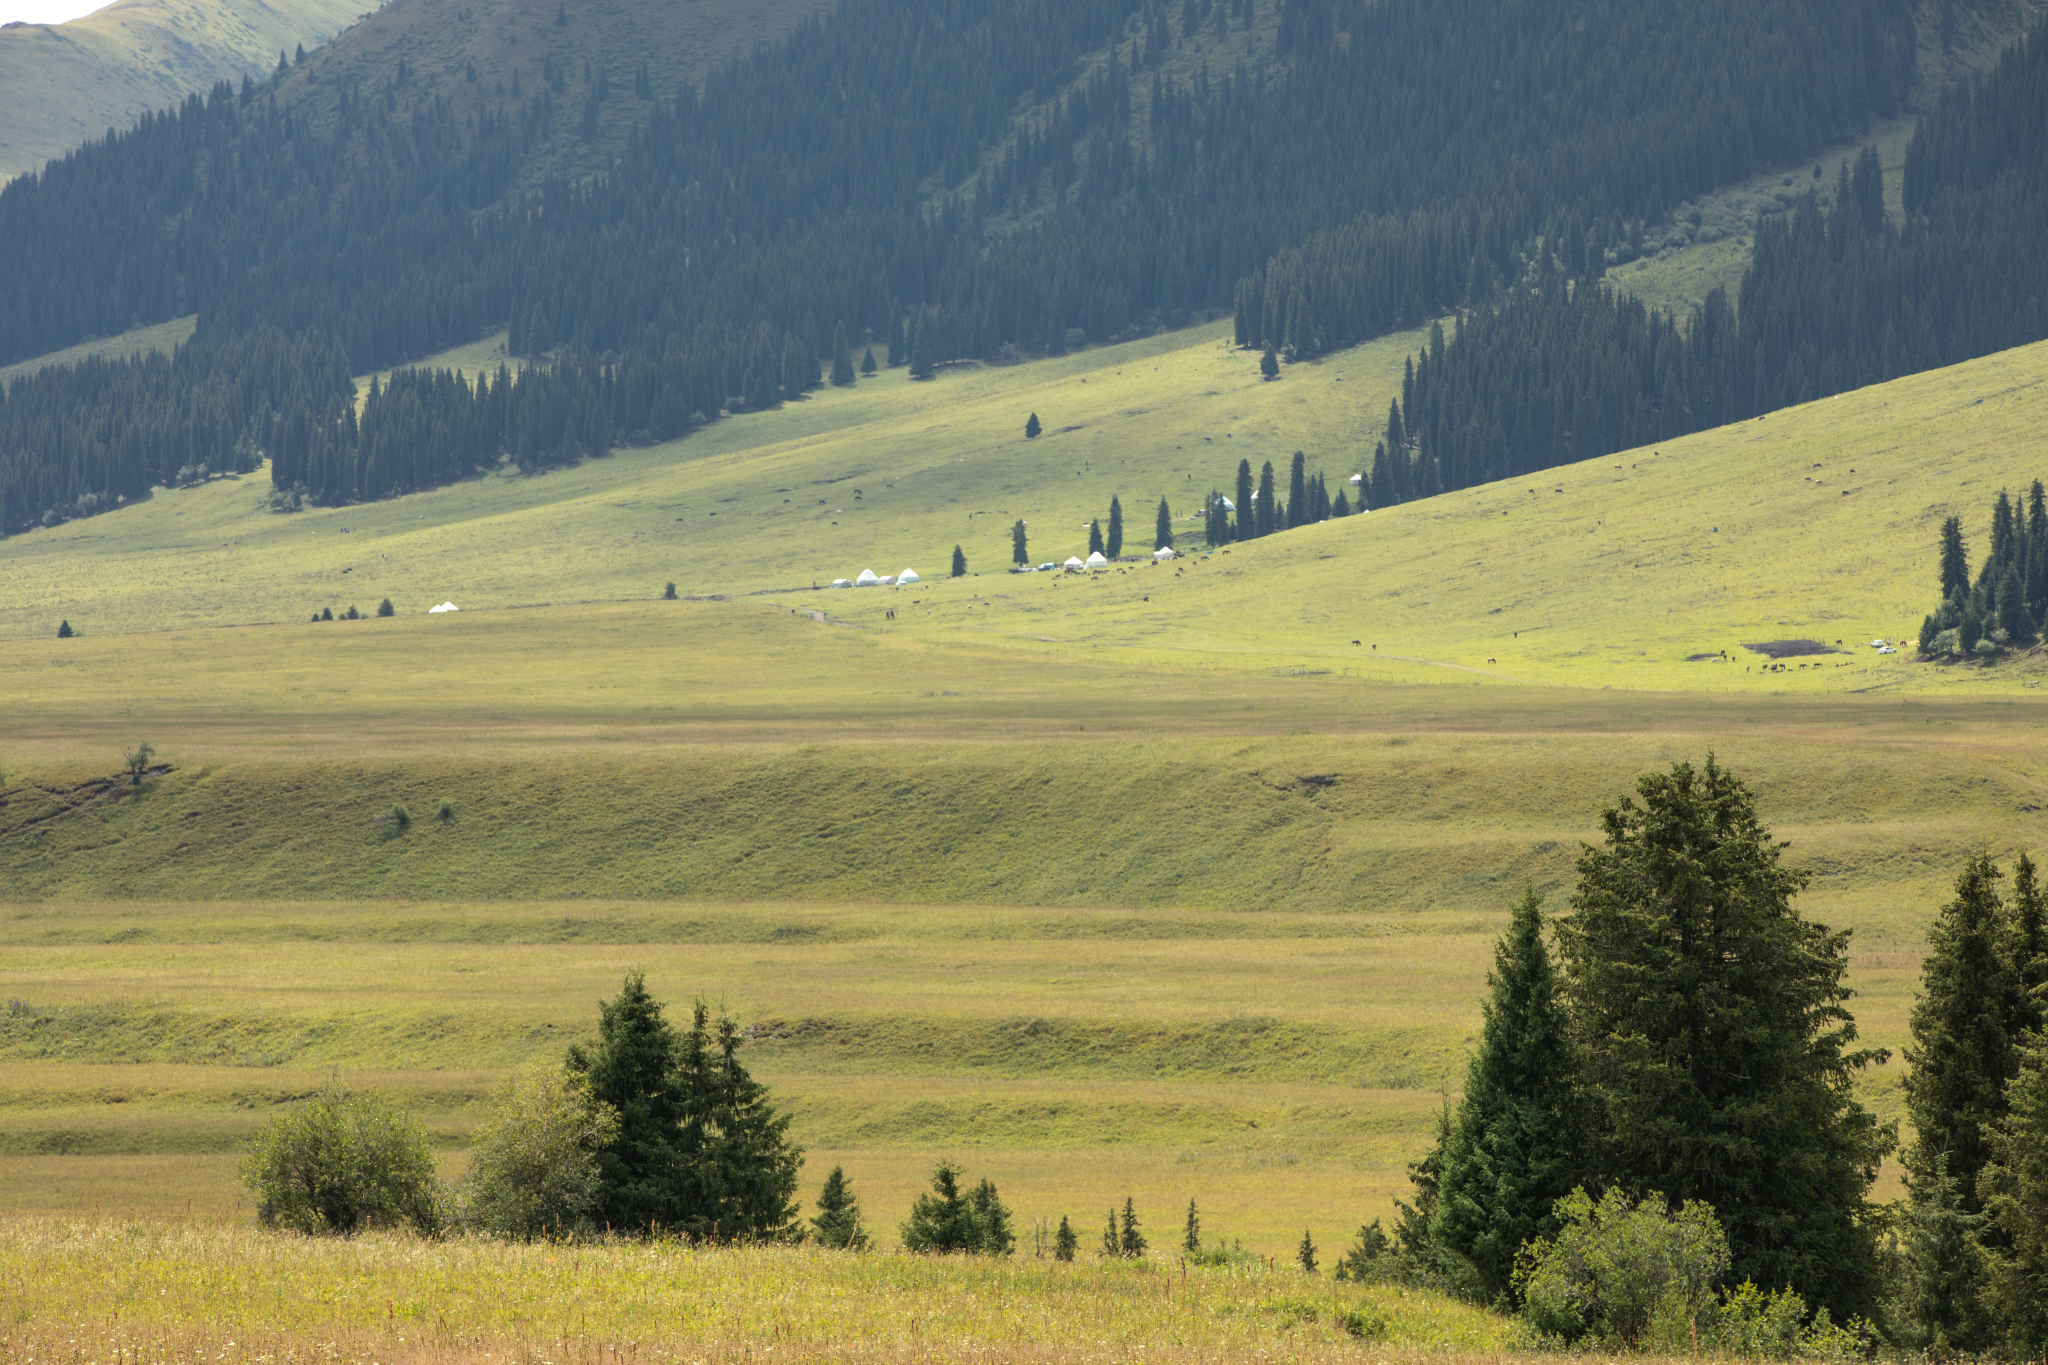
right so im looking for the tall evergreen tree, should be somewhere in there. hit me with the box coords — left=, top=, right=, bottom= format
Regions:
left=1088, top=519, right=1105, bottom=556
left=1255, top=461, right=1277, bottom=537
left=1054, top=1214, right=1078, bottom=1261
left=1981, top=1030, right=2048, bottom=1354
left=1287, top=451, right=1308, bottom=529
left=1025, top=412, right=1042, bottom=439
left=1011, top=519, right=1029, bottom=566
left=1906, top=855, right=2026, bottom=1221
left=1101, top=1207, right=1121, bottom=1257
left=1939, top=515, right=1971, bottom=603
left=860, top=347, right=877, bottom=376
left=1106, top=495, right=1124, bottom=558
left=829, top=322, right=856, bottom=386
left=1153, top=496, right=1173, bottom=550
left=1297, top=1228, right=1317, bottom=1274
left=1429, top=887, right=1579, bottom=1304
left=1182, top=1197, right=1201, bottom=1253
left=1234, top=459, right=1255, bottom=542
left=568, top=973, right=688, bottom=1234
left=908, top=320, right=935, bottom=379
left=1556, top=757, right=1893, bottom=1319
left=950, top=544, right=967, bottom=577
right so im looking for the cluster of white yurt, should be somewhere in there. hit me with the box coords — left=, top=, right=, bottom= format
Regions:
left=427, top=601, right=460, bottom=613
left=1153, top=546, right=1176, bottom=560
left=830, top=567, right=921, bottom=587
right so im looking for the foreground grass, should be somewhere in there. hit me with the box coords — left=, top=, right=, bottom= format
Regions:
left=0, top=1217, right=1506, bottom=1362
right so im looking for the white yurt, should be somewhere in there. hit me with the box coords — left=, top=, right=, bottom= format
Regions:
left=831, top=578, right=852, bottom=588
left=1063, top=556, right=1085, bottom=571
left=855, top=569, right=881, bottom=586
left=1085, top=551, right=1108, bottom=568
left=879, top=575, right=896, bottom=585
left=428, top=601, right=459, bottom=613
left=1218, top=496, right=1235, bottom=511
left=897, top=568, right=921, bottom=584
left=1153, top=546, right=1176, bottom=560
left=1348, top=473, right=1364, bottom=486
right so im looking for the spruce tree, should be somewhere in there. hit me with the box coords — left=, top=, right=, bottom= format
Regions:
left=1297, top=1228, right=1317, bottom=1274
left=1255, top=461, right=1277, bottom=537
left=1025, top=412, right=1042, bottom=438
left=1940, top=515, right=1971, bottom=603
left=1055, top=1214, right=1078, bottom=1261
left=1101, top=1207, right=1121, bottom=1257
left=1260, top=346, right=1279, bottom=379
left=1234, top=459, right=1254, bottom=541
left=887, top=316, right=907, bottom=367
left=950, top=545, right=967, bottom=577
left=1429, top=887, right=1578, bottom=1304
left=1287, top=451, right=1307, bottom=529
left=1332, top=488, right=1351, bottom=517
left=1153, top=496, right=1173, bottom=550
left=830, top=322, right=856, bottom=386
left=860, top=347, right=877, bottom=376
left=56, top=620, right=72, bottom=638
left=376, top=598, right=395, bottom=617
left=1088, top=519, right=1105, bottom=556
left=1106, top=495, right=1124, bottom=558
left=1182, top=1197, right=1200, bottom=1253
left=1903, top=852, right=2029, bottom=1334
left=901, top=1164, right=1013, bottom=1253
left=663, top=582, right=677, bottom=599
left=1011, top=519, right=1028, bottom=566
left=1981, top=1030, right=2048, bottom=1353
left=909, top=321, right=935, bottom=379
left=1557, top=757, right=1893, bottom=1318
left=568, top=973, right=689, bottom=1233
left=1120, top=1197, right=1145, bottom=1257
left=813, top=1165, right=869, bottom=1248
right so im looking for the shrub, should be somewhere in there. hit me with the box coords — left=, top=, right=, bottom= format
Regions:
left=389, top=804, right=411, bottom=833
left=239, top=1089, right=442, bottom=1236
left=1336, top=1306, right=1390, bottom=1340
left=436, top=797, right=455, bottom=823
left=461, top=1063, right=619, bottom=1239
left=1512, top=1186, right=1727, bottom=1346
left=1704, top=1280, right=1870, bottom=1359
left=662, top=582, right=677, bottom=599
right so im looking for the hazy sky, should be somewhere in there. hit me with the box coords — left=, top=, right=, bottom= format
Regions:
left=0, top=0, right=107, bottom=23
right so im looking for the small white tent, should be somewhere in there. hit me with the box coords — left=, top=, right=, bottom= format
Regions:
left=1153, top=546, right=1176, bottom=560
left=428, top=601, right=459, bottom=614
left=1085, top=551, right=1108, bottom=568
left=831, top=578, right=852, bottom=588
left=855, top=569, right=881, bottom=586
left=879, top=575, right=896, bottom=585
left=1063, top=556, right=1085, bottom=570
left=898, top=568, right=921, bottom=584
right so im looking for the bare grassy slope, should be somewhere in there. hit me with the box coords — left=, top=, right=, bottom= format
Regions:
left=0, top=0, right=368, bottom=182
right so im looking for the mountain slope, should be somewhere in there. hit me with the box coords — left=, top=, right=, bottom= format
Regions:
left=0, top=0, right=369, bottom=183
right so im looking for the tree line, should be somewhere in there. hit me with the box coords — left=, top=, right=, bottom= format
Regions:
left=1350, top=22, right=2048, bottom=513
left=1920, top=481, right=2048, bottom=657
left=0, top=0, right=1916, bottom=517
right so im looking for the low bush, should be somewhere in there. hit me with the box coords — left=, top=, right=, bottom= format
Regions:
left=1512, top=1187, right=1725, bottom=1347
left=461, top=1064, right=619, bottom=1240
left=239, top=1089, right=442, bottom=1236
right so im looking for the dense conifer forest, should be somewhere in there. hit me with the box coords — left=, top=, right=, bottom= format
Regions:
left=0, top=0, right=1981, bottom=529
left=1351, top=22, right=2048, bottom=512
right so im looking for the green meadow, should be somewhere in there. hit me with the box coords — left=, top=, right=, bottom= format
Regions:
left=2, top=287, right=2046, bottom=1267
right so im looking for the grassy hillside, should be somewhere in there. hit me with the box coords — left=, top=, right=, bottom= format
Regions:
left=0, top=0, right=368, bottom=183
left=0, top=314, right=193, bottom=389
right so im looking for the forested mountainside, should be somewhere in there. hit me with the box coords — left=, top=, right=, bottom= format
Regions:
left=0, top=0, right=368, bottom=184
left=1338, top=21, right=2048, bottom=515
left=0, top=0, right=1980, bottom=533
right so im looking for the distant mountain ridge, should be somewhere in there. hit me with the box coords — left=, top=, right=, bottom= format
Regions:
left=0, top=0, right=371, bottom=183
